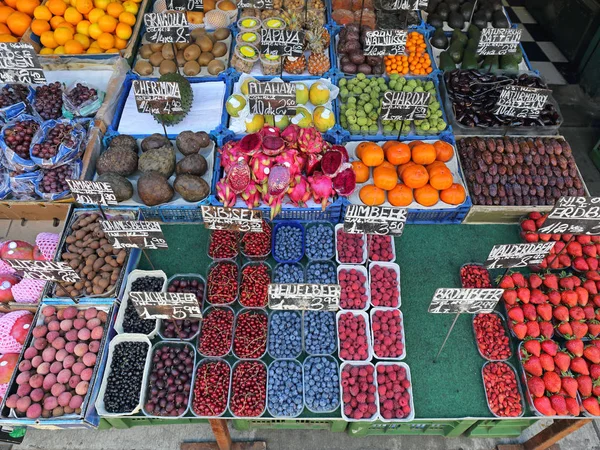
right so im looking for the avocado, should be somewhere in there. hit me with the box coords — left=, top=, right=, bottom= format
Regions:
left=500, top=54, right=519, bottom=72
left=460, top=2, right=474, bottom=20
left=428, top=14, right=444, bottom=29
left=448, top=11, right=465, bottom=29
left=492, top=10, right=509, bottom=27
left=462, top=50, right=478, bottom=69
left=480, top=6, right=493, bottom=21
left=491, top=0, right=503, bottom=11
left=439, top=51, right=456, bottom=71
left=466, top=38, right=478, bottom=52
left=426, top=0, right=439, bottom=14
left=447, top=0, right=460, bottom=11
left=481, top=55, right=499, bottom=72
left=431, top=28, right=449, bottom=49
left=472, top=11, right=488, bottom=30
left=467, top=24, right=481, bottom=41
left=448, top=41, right=464, bottom=63
left=436, top=3, right=450, bottom=20
left=451, top=29, right=468, bottom=47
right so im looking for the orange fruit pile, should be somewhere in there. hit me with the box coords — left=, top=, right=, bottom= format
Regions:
left=0, top=0, right=40, bottom=42
left=353, top=140, right=466, bottom=207
left=384, top=31, right=432, bottom=76
left=33, top=0, right=141, bottom=55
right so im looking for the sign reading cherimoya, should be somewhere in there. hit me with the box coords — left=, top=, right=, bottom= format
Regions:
left=536, top=197, right=600, bottom=236
left=493, top=85, right=551, bottom=119
left=428, top=288, right=504, bottom=314
left=484, top=242, right=556, bottom=269
left=132, top=80, right=183, bottom=115
left=364, top=30, right=407, bottom=56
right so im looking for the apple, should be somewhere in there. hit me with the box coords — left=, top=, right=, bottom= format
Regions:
left=0, top=353, right=19, bottom=384
left=10, top=313, right=32, bottom=345
left=0, top=241, right=34, bottom=261
left=0, top=274, right=20, bottom=303
left=32, top=246, right=46, bottom=261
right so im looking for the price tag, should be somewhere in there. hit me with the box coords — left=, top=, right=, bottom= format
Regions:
left=260, top=29, right=304, bottom=57
left=493, top=85, right=551, bottom=119
left=476, top=28, right=522, bottom=56
left=484, top=242, right=556, bottom=269
left=381, top=90, right=431, bottom=121
left=129, top=292, right=202, bottom=320
left=537, top=197, right=600, bottom=236
left=344, top=205, right=407, bottom=235
left=166, top=0, right=204, bottom=11
left=132, top=80, right=183, bottom=115
left=144, top=12, right=190, bottom=44
left=428, top=288, right=503, bottom=314
left=101, top=221, right=168, bottom=250
left=364, top=30, right=407, bottom=56
left=5, top=260, right=81, bottom=283
left=248, top=81, right=296, bottom=116
left=201, top=205, right=263, bottom=232
left=238, top=0, right=273, bottom=9
left=378, top=0, right=427, bottom=10
left=0, top=43, right=46, bottom=85
left=66, top=179, right=118, bottom=206
left=268, top=284, right=341, bottom=311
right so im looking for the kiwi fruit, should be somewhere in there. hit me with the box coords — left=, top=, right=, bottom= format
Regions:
left=184, top=44, right=201, bottom=61
left=176, top=42, right=189, bottom=50
left=212, top=42, right=227, bottom=58
left=191, top=28, right=207, bottom=40
left=198, top=52, right=214, bottom=66
left=184, top=60, right=201, bottom=76
left=159, top=59, right=177, bottom=75
left=149, top=52, right=164, bottom=67
left=198, top=36, right=213, bottom=52
left=207, top=59, right=225, bottom=75
left=213, top=28, right=230, bottom=41
left=162, top=44, right=175, bottom=59
left=139, top=44, right=153, bottom=59
left=176, top=50, right=186, bottom=66
left=134, top=60, right=153, bottom=76
left=150, top=43, right=163, bottom=52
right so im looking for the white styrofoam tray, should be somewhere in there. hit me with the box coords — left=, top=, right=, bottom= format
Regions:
left=336, top=310, right=373, bottom=363
left=370, top=308, right=406, bottom=361
left=368, top=261, right=401, bottom=308
left=335, top=224, right=367, bottom=265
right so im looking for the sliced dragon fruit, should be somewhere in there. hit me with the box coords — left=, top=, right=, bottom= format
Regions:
left=287, top=176, right=311, bottom=207
left=308, top=171, right=334, bottom=210
left=330, top=145, right=349, bottom=163
left=281, top=124, right=301, bottom=148
left=260, top=125, right=280, bottom=137
left=298, top=127, right=324, bottom=154
left=216, top=179, right=236, bottom=207
left=241, top=181, right=261, bottom=208
left=238, top=133, right=263, bottom=156
left=219, top=141, right=248, bottom=171
left=251, top=152, right=273, bottom=186
left=275, top=149, right=302, bottom=179
left=267, top=164, right=291, bottom=197
left=226, top=158, right=251, bottom=193
left=305, top=153, right=322, bottom=176
left=321, top=150, right=344, bottom=177
left=262, top=135, right=286, bottom=156
left=332, top=165, right=356, bottom=197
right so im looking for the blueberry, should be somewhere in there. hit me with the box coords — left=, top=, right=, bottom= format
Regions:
left=303, top=311, right=336, bottom=355
left=305, top=224, right=334, bottom=261
left=274, top=225, right=303, bottom=262
left=273, top=263, right=304, bottom=283
left=269, top=311, right=302, bottom=359
left=303, top=356, right=339, bottom=412
left=306, top=262, right=337, bottom=285
left=267, top=360, right=303, bottom=417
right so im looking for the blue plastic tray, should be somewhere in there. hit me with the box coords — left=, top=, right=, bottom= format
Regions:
left=272, top=221, right=305, bottom=263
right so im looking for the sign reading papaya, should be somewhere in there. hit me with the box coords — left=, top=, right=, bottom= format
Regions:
left=260, top=29, right=304, bottom=57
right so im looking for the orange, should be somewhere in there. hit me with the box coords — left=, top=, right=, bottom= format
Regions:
left=88, top=7, right=104, bottom=23
left=16, top=0, right=40, bottom=15
left=98, top=13, right=116, bottom=32
left=115, top=22, right=130, bottom=39
left=118, top=10, right=135, bottom=25
left=73, top=32, right=90, bottom=48
left=76, top=19, right=90, bottom=35
left=53, top=26, right=74, bottom=45
left=106, top=2, right=123, bottom=17
left=440, top=184, right=466, bottom=205
left=40, top=30, right=58, bottom=48
left=0, top=6, right=15, bottom=24
left=357, top=143, right=384, bottom=167
left=122, top=0, right=138, bottom=14
left=359, top=185, right=385, bottom=206
left=426, top=161, right=446, bottom=175
left=40, top=47, right=54, bottom=54
left=54, top=45, right=66, bottom=54
left=113, top=35, right=126, bottom=49
left=408, top=140, right=423, bottom=149
left=383, top=141, right=411, bottom=166
left=50, top=16, right=66, bottom=29
left=356, top=141, right=378, bottom=160
left=414, top=184, right=439, bottom=207
left=3, top=0, right=16, bottom=8
left=75, top=0, right=93, bottom=14
left=34, top=5, right=52, bottom=20
left=0, top=23, right=9, bottom=34
left=87, top=46, right=103, bottom=53
left=47, top=0, right=68, bottom=15
left=397, top=161, right=416, bottom=178
left=96, top=31, right=113, bottom=49
left=88, top=22, right=101, bottom=38
left=58, top=21, right=75, bottom=31
left=388, top=184, right=413, bottom=207
left=429, top=167, right=453, bottom=191
left=373, top=163, right=398, bottom=191
left=6, top=11, right=31, bottom=37
left=0, top=33, right=17, bottom=42
left=351, top=160, right=370, bottom=184
left=411, top=143, right=437, bottom=166
left=31, top=19, right=51, bottom=35
left=433, top=140, right=454, bottom=162
left=94, top=0, right=109, bottom=9
left=64, top=39, right=84, bottom=53
left=105, top=47, right=119, bottom=53
left=401, top=164, right=429, bottom=189
left=64, top=6, right=83, bottom=24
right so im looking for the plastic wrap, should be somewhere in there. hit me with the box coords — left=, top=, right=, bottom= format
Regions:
left=34, top=159, right=82, bottom=201
left=29, top=119, right=86, bottom=168
left=9, top=170, right=38, bottom=200
left=0, top=169, right=9, bottom=200
left=0, top=84, right=34, bottom=124
left=0, top=114, right=41, bottom=173
left=62, top=81, right=105, bottom=119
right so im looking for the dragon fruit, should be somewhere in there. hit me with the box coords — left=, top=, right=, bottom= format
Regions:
left=260, top=125, right=280, bottom=137
left=226, top=158, right=251, bottom=193
left=321, top=150, right=344, bottom=177
left=306, top=153, right=322, bottom=176
left=330, top=145, right=349, bottom=163
left=262, top=135, right=286, bottom=156
left=238, top=133, right=263, bottom=156
left=275, top=149, right=302, bottom=179
left=216, top=179, right=237, bottom=207
left=308, top=171, right=334, bottom=210
left=251, top=152, right=273, bottom=186
left=298, top=127, right=324, bottom=154
left=287, top=176, right=311, bottom=207
left=332, top=165, right=356, bottom=197
left=281, top=124, right=300, bottom=148
left=263, top=165, right=291, bottom=219
left=241, top=181, right=261, bottom=208
left=219, top=141, right=248, bottom=171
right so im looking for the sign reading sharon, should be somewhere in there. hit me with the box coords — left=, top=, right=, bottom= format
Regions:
left=144, top=12, right=190, bottom=44
left=364, top=30, right=408, bottom=56
left=493, top=85, right=551, bottom=119
left=248, top=81, right=296, bottom=116
left=260, top=29, right=304, bottom=57
left=0, top=43, right=46, bottom=85
left=268, top=284, right=341, bottom=311
left=476, top=28, right=522, bottom=55
left=484, top=242, right=556, bottom=269
left=5, top=260, right=81, bottom=283
left=101, top=221, right=168, bottom=250
left=166, top=0, right=204, bottom=11
left=238, top=0, right=273, bottom=7
left=536, top=197, right=600, bottom=236
left=129, top=292, right=202, bottom=320
left=344, top=205, right=407, bottom=236
left=381, top=90, right=431, bottom=121
left=132, top=80, right=183, bottom=115
left=201, top=205, right=263, bottom=232
left=378, top=0, right=427, bottom=10
left=428, top=288, right=503, bottom=314
left=66, top=179, right=118, bottom=206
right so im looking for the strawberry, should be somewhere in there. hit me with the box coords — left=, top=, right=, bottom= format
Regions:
left=572, top=276, right=582, bottom=287
left=583, top=305, right=596, bottom=320
left=530, top=289, right=548, bottom=305
left=578, top=235, right=592, bottom=245
left=548, top=290, right=561, bottom=306
left=588, top=271, right=600, bottom=281
left=541, top=339, right=558, bottom=356
left=578, top=375, right=593, bottom=397
left=554, top=352, right=571, bottom=373
left=565, top=397, right=581, bottom=416
left=567, top=241, right=583, bottom=257
left=561, top=376, right=579, bottom=398
left=523, top=356, right=543, bottom=377
left=536, top=304, right=552, bottom=322
left=524, top=233, right=539, bottom=243
left=596, top=242, right=600, bottom=253
left=572, top=321, right=589, bottom=339
left=528, top=274, right=543, bottom=289
left=523, top=339, right=541, bottom=357
left=543, top=274, right=559, bottom=291
left=518, top=287, right=531, bottom=304
left=543, top=371, right=561, bottom=393
left=502, top=289, right=518, bottom=305
left=534, top=396, right=556, bottom=416
left=557, top=322, right=573, bottom=337
left=560, top=276, right=575, bottom=290
left=540, top=353, right=555, bottom=372
left=582, top=397, right=600, bottom=416
left=593, top=236, right=600, bottom=243
left=559, top=254, right=572, bottom=268
left=566, top=339, right=584, bottom=357
left=550, top=395, right=568, bottom=416
left=539, top=321, right=554, bottom=339
left=526, top=321, right=541, bottom=338
left=508, top=306, right=524, bottom=323
left=583, top=244, right=598, bottom=258
left=593, top=381, right=600, bottom=398
left=511, top=273, right=527, bottom=288
left=593, top=339, right=600, bottom=349
left=591, top=364, right=600, bottom=380
left=593, top=295, right=600, bottom=308
left=554, top=240, right=565, bottom=250
left=588, top=257, right=599, bottom=272
left=498, top=276, right=515, bottom=289
left=569, top=306, right=586, bottom=321
left=571, top=356, right=590, bottom=375
left=513, top=322, right=528, bottom=340
left=584, top=346, right=600, bottom=364
left=561, top=290, right=578, bottom=307
left=553, top=305, right=569, bottom=322
left=521, top=219, right=536, bottom=232
left=539, top=233, right=552, bottom=242
left=529, top=211, right=543, bottom=220
left=563, top=234, right=574, bottom=242
left=590, top=322, right=600, bottom=338
left=527, top=376, right=546, bottom=398
left=584, top=279, right=599, bottom=295
left=522, top=304, right=537, bottom=321
left=573, top=257, right=590, bottom=272
left=575, top=287, right=590, bottom=306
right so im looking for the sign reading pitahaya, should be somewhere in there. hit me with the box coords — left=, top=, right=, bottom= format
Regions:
left=268, top=283, right=341, bottom=311
left=201, top=205, right=263, bottom=232
left=344, top=205, right=407, bottom=236
left=248, top=81, right=296, bottom=116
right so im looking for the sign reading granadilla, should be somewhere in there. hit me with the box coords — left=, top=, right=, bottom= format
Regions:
left=166, top=0, right=204, bottom=11
left=344, top=205, right=407, bottom=235
left=429, top=288, right=503, bottom=314
left=260, top=29, right=304, bottom=57
left=364, top=30, right=408, bottom=56
left=248, top=81, right=296, bottom=116
left=201, top=205, right=263, bottom=232
left=144, top=12, right=190, bottom=44
left=0, top=43, right=46, bottom=85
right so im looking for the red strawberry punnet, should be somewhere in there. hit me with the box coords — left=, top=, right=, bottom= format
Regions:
left=550, top=395, right=568, bottom=416
left=523, top=340, right=541, bottom=357
left=473, top=313, right=511, bottom=361
left=523, top=355, right=543, bottom=377
left=562, top=376, right=579, bottom=398
left=533, top=396, right=556, bottom=416
left=482, top=362, right=523, bottom=417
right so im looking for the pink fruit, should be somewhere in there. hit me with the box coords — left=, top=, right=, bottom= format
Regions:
left=287, top=176, right=311, bottom=207
left=17, top=383, right=32, bottom=397
left=42, top=347, right=56, bottom=363
left=26, top=403, right=42, bottom=419
left=86, top=317, right=101, bottom=331
left=55, top=349, right=68, bottom=362
left=5, top=394, right=18, bottom=409
left=82, top=352, right=96, bottom=367
left=10, top=312, right=32, bottom=344
left=51, top=383, right=66, bottom=397
left=31, top=355, right=42, bottom=368
left=0, top=353, right=19, bottom=384
left=297, top=127, right=324, bottom=154
left=0, top=274, right=20, bottom=303
left=65, top=329, right=78, bottom=342
left=60, top=320, right=72, bottom=332
left=88, top=340, right=100, bottom=353
left=308, top=171, right=334, bottom=210
left=68, top=375, right=81, bottom=389
left=91, top=326, right=103, bottom=340
left=15, top=396, right=31, bottom=413
left=238, top=132, right=262, bottom=156
left=80, top=368, right=93, bottom=381
left=23, top=347, right=37, bottom=359
left=47, top=321, right=60, bottom=332
left=216, top=179, right=236, bottom=208
left=32, top=325, right=47, bottom=339
left=69, top=394, right=83, bottom=409
left=262, top=135, right=285, bottom=157
left=84, top=308, right=97, bottom=321
left=65, top=342, right=76, bottom=354
left=71, top=362, right=85, bottom=375
left=74, top=343, right=88, bottom=357
left=36, top=362, right=50, bottom=375
left=18, top=359, right=31, bottom=372
left=73, top=318, right=86, bottom=330
left=62, top=306, right=77, bottom=320
left=62, top=355, right=75, bottom=369
left=50, top=361, right=62, bottom=374
left=16, top=370, right=31, bottom=385
left=97, top=311, right=107, bottom=323
left=75, top=381, right=89, bottom=395
left=51, top=337, right=65, bottom=350
left=0, top=240, right=34, bottom=260
left=30, top=388, right=44, bottom=402
left=42, top=306, right=56, bottom=317
left=46, top=330, right=59, bottom=343
left=57, top=369, right=71, bottom=384
left=332, top=166, right=357, bottom=197
left=43, top=396, right=58, bottom=411
left=57, top=391, right=71, bottom=407
left=29, top=373, right=43, bottom=388
left=56, top=310, right=64, bottom=320
left=43, top=373, right=57, bottom=391
left=77, top=328, right=91, bottom=341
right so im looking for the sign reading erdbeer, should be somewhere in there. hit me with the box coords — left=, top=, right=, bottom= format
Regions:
left=536, top=197, right=600, bottom=236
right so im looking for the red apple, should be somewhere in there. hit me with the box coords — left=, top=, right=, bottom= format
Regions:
left=0, top=274, right=20, bottom=303
left=0, top=241, right=34, bottom=261
left=32, top=246, right=46, bottom=261
left=0, top=353, right=19, bottom=384
left=10, top=313, right=32, bottom=345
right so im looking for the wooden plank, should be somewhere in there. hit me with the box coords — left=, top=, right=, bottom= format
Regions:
left=209, top=419, right=232, bottom=450
left=181, top=442, right=266, bottom=450
left=522, top=419, right=592, bottom=450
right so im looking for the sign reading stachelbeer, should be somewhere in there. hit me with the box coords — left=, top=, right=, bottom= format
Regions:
left=428, top=288, right=503, bottom=314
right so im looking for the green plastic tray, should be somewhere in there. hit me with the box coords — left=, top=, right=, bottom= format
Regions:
left=346, top=419, right=478, bottom=437
left=233, top=419, right=347, bottom=432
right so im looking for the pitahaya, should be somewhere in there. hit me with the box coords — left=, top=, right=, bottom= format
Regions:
left=262, top=189, right=286, bottom=220
left=262, top=135, right=286, bottom=156
left=275, top=149, right=302, bottom=179
left=260, top=125, right=280, bottom=137
left=298, top=127, right=324, bottom=154
left=306, top=153, right=322, bottom=176
left=238, top=133, right=263, bottom=156
left=332, top=165, right=356, bottom=197
left=219, top=141, right=248, bottom=171
left=264, top=165, right=291, bottom=219
left=250, top=152, right=273, bottom=186
left=226, top=158, right=251, bottom=193
left=287, top=176, right=311, bottom=207
left=321, top=150, right=344, bottom=177
left=241, top=181, right=261, bottom=208
left=216, top=179, right=237, bottom=207
left=330, top=145, right=349, bottom=163
left=281, top=124, right=301, bottom=148
left=308, top=171, right=334, bottom=210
